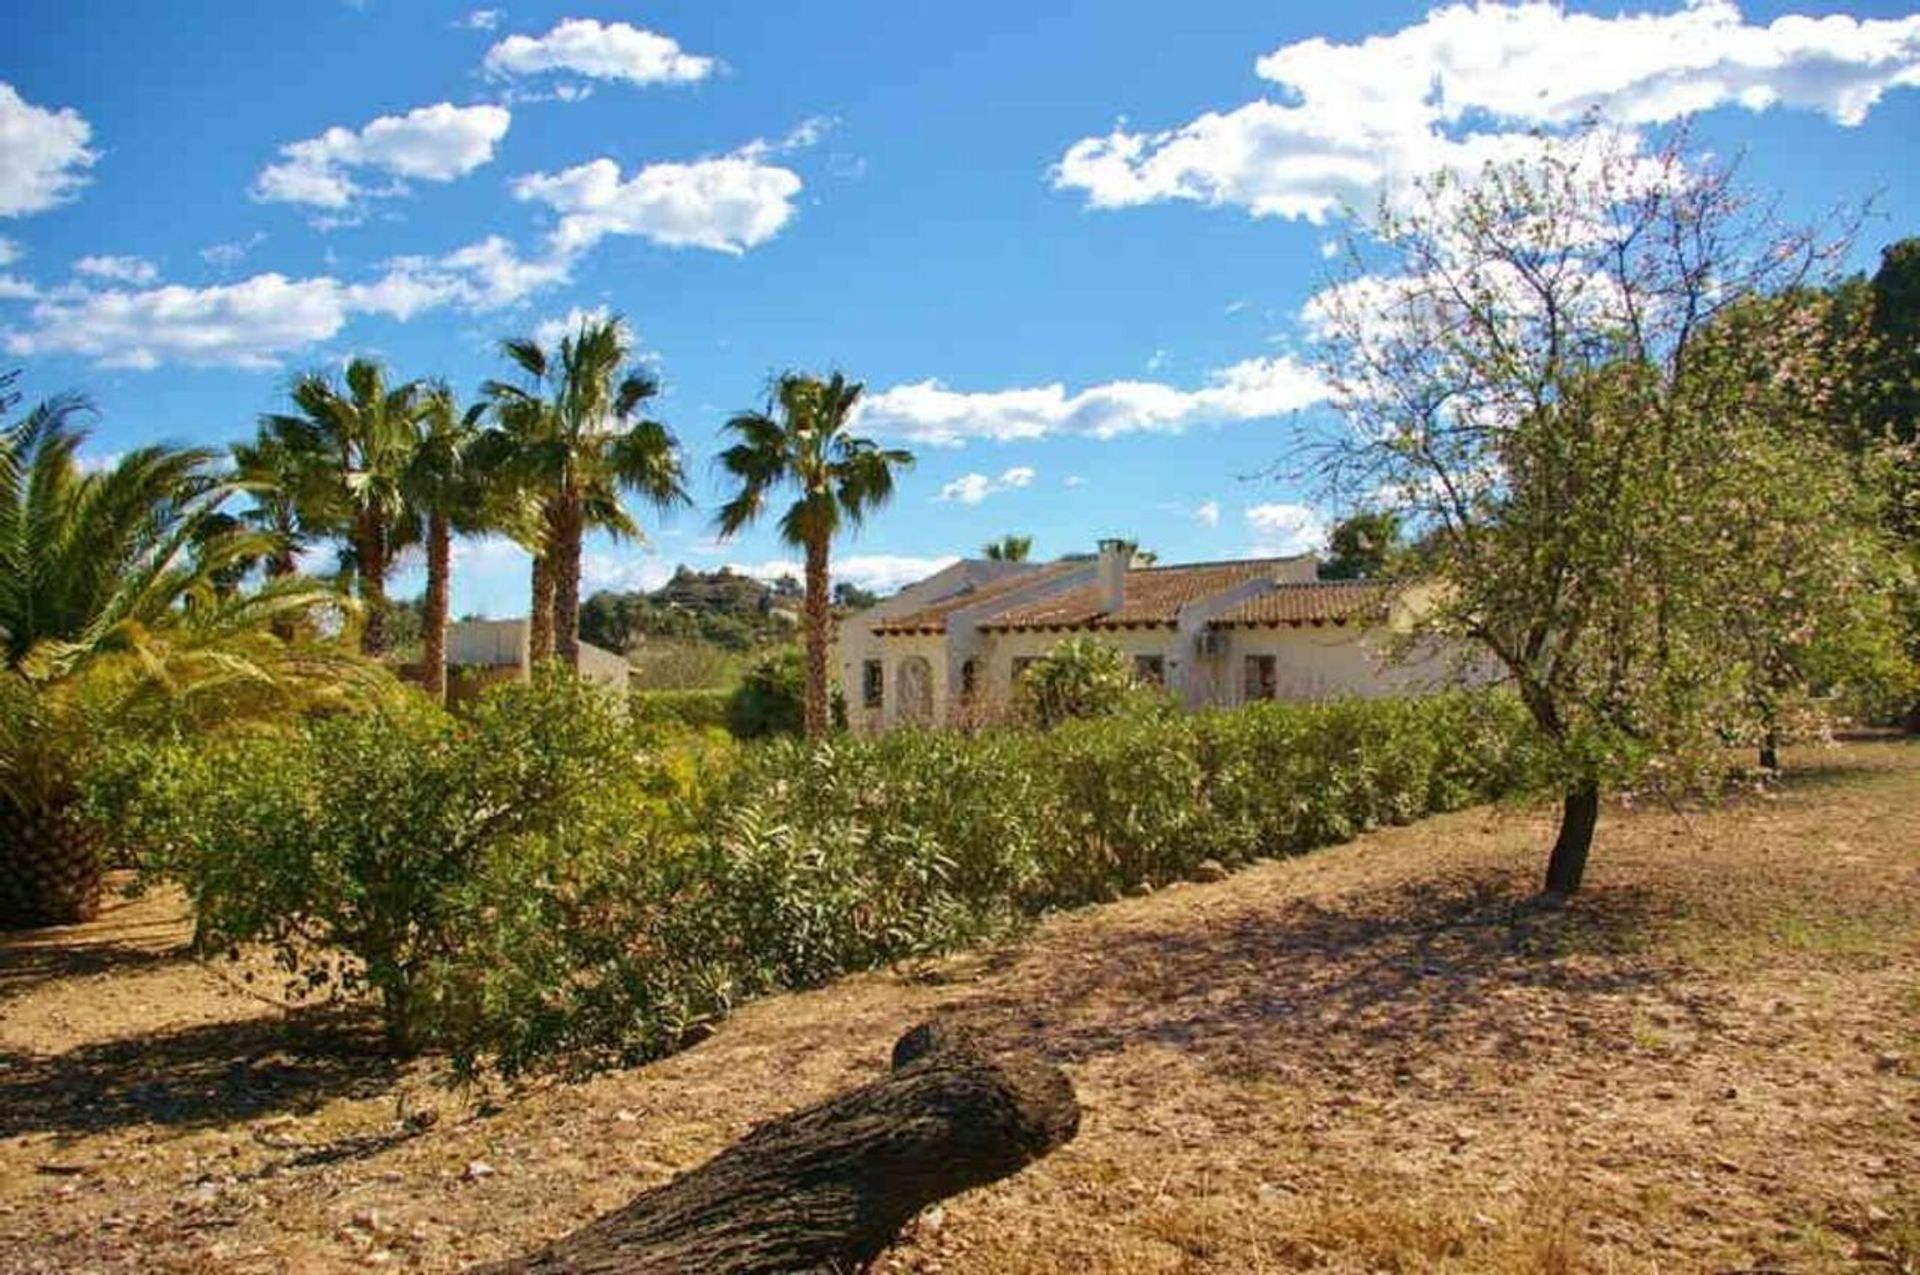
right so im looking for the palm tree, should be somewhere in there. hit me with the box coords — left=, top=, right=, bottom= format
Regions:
left=1, top=385, right=356, bottom=927
left=229, top=431, right=327, bottom=580
left=480, top=317, right=687, bottom=669
left=983, top=534, right=1033, bottom=562
left=260, top=359, right=426, bottom=657
left=717, top=371, right=914, bottom=739
left=402, top=387, right=493, bottom=702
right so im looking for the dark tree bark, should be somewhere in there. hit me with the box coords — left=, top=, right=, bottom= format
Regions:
left=550, top=493, right=585, bottom=672
left=422, top=510, right=452, bottom=702
left=802, top=535, right=831, bottom=741
left=1758, top=728, right=1782, bottom=774
left=475, top=1024, right=1079, bottom=1275
left=528, top=550, right=556, bottom=667
left=1542, top=781, right=1600, bottom=898
left=355, top=514, right=390, bottom=658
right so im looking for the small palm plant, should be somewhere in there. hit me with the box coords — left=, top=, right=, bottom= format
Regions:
left=1, top=381, right=357, bottom=927
left=479, top=316, right=688, bottom=668
left=717, top=371, right=913, bottom=739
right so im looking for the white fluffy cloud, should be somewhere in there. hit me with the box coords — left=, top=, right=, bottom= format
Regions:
left=483, top=19, right=714, bottom=86
left=515, top=154, right=802, bottom=255
left=352, top=234, right=574, bottom=318
left=0, top=83, right=97, bottom=217
left=532, top=305, right=620, bottom=350
left=460, top=8, right=503, bottom=31
left=729, top=554, right=960, bottom=596
left=254, top=103, right=511, bottom=210
left=73, top=255, right=158, bottom=285
left=936, top=465, right=1037, bottom=504
left=859, top=355, right=1327, bottom=446
left=1195, top=500, right=1221, bottom=528
left=1055, top=1, right=1920, bottom=221
left=5, top=273, right=354, bottom=370
left=5, top=229, right=580, bottom=369
left=1245, top=502, right=1328, bottom=557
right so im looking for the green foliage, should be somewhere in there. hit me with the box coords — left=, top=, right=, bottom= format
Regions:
left=101, top=672, right=678, bottom=1068
left=110, top=663, right=1536, bottom=1077
left=726, top=647, right=809, bottom=738
left=1319, top=511, right=1403, bottom=580
left=1, top=382, right=364, bottom=926
left=1014, top=635, right=1145, bottom=728
left=580, top=566, right=800, bottom=656
left=630, top=687, right=733, bottom=733
left=982, top=533, right=1033, bottom=562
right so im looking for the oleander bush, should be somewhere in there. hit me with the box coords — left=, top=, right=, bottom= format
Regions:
left=100, top=673, right=1540, bottom=1076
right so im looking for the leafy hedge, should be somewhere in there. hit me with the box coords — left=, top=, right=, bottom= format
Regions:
left=98, top=678, right=1538, bottom=1076
left=629, top=688, right=732, bottom=732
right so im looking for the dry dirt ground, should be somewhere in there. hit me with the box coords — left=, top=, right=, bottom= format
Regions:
left=2, top=740, right=1916, bottom=1274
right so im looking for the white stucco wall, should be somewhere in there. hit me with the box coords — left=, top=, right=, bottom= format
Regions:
left=444, top=619, right=630, bottom=692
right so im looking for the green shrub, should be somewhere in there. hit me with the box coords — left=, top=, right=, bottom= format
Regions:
left=630, top=688, right=732, bottom=732
left=105, top=680, right=1540, bottom=1077
left=101, top=671, right=694, bottom=1070
left=1015, top=635, right=1142, bottom=727
left=727, top=648, right=806, bottom=738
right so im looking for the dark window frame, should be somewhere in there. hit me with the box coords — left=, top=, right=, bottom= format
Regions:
left=1243, top=653, right=1277, bottom=701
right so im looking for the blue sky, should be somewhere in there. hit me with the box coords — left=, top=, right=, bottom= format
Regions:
left=4, top=0, right=1919, bottom=615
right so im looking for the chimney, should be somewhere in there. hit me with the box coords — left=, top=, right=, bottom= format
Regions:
left=1097, top=538, right=1130, bottom=614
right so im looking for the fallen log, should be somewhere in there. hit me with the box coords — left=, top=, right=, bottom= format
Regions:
left=476, top=1022, right=1078, bottom=1274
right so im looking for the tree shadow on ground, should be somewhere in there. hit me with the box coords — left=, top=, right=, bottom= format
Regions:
left=0, top=908, right=191, bottom=1003
left=944, top=868, right=1703, bottom=1084
left=0, top=1006, right=397, bottom=1140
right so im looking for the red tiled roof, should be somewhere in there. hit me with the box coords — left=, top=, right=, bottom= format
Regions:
left=1206, top=581, right=1394, bottom=628
left=869, top=563, right=1072, bottom=635
left=979, top=558, right=1304, bottom=631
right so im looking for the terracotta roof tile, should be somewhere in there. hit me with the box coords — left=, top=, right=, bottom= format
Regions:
left=869, top=563, right=1071, bottom=635
left=980, top=558, right=1302, bottom=631
left=1206, top=581, right=1394, bottom=627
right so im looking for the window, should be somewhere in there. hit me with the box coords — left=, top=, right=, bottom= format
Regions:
left=1244, top=654, right=1277, bottom=702
left=960, top=658, right=979, bottom=699
left=1133, top=654, right=1166, bottom=687
left=862, top=659, right=884, bottom=709
left=1010, top=656, right=1036, bottom=683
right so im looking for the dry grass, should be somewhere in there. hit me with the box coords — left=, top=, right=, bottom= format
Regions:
left=2, top=739, right=1916, bottom=1273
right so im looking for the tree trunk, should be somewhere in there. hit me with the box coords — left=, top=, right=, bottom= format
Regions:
left=1542, top=781, right=1600, bottom=899
left=551, top=494, right=585, bottom=672
left=476, top=1023, right=1079, bottom=1274
left=802, top=535, right=831, bottom=741
left=0, top=798, right=104, bottom=929
left=1758, top=727, right=1781, bottom=774
left=356, top=516, right=389, bottom=658
left=267, top=533, right=299, bottom=642
left=422, top=510, right=452, bottom=703
left=528, top=550, right=556, bottom=668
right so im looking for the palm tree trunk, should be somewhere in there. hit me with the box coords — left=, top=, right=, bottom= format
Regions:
left=0, top=797, right=104, bottom=928
left=422, top=510, right=452, bottom=702
left=268, top=527, right=300, bottom=642
left=551, top=494, right=585, bottom=671
left=528, top=551, right=556, bottom=667
left=803, top=535, right=832, bottom=741
left=356, top=515, right=389, bottom=658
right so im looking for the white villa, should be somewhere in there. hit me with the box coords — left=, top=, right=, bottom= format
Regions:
left=834, top=539, right=1462, bottom=732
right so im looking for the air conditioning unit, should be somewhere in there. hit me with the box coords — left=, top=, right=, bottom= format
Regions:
left=1195, top=629, right=1228, bottom=659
